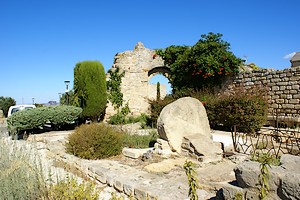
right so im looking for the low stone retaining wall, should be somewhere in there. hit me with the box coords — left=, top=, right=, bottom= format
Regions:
left=220, top=154, right=300, bottom=200
left=29, top=131, right=215, bottom=200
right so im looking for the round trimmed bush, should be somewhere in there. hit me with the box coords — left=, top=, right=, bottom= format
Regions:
left=66, top=123, right=125, bottom=159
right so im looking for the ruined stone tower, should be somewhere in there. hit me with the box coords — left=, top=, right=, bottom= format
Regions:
left=105, top=42, right=170, bottom=118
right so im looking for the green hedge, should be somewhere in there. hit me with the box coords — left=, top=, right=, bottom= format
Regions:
left=47, top=106, right=83, bottom=125
left=7, top=106, right=82, bottom=135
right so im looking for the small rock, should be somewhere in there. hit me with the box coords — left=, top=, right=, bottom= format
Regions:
left=141, top=150, right=153, bottom=161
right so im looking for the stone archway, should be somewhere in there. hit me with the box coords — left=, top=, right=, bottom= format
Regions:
left=148, top=66, right=171, bottom=79
left=148, top=66, right=171, bottom=100
left=105, top=42, right=171, bottom=117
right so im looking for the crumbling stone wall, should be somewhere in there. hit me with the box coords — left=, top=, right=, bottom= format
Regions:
left=106, top=42, right=169, bottom=118
left=227, top=66, right=300, bottom=118
left=106, top=42, right=299, bottom=121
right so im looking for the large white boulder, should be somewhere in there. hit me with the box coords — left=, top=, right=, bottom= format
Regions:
left=157, top=97, right=222, bottom=159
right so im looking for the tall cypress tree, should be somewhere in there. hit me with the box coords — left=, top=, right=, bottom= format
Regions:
left=74, top=61, right=107, bottom=121
left=156, top=82, right=161, bottom=101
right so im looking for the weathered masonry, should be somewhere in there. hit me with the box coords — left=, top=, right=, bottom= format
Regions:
left=105, top=43, right=300, bottom=124
left=227, top=53, right=300, bottom=125
left=105, top=42, right=170, bottom=118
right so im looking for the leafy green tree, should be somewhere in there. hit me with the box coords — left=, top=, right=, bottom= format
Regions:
left=60, top=90, right=75, bottom=106
left=157, top=32, right=243, bottom=92
left=0, top=96, right=16, bottom=117
left=74, top=61, right=107, bottom=121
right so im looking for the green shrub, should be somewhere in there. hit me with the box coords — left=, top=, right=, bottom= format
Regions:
left=206, top=86, right=268, bottom=132
left=7, top=106, right=83, bottom=136
left=48, top=176, right=99, bottom=200
left=108, top=108, right=152, bottom=128
left=250, top=152, right=280, bottom=166
left=108, top=112, right=127, bottom=125
left=0, top=140, right=47, bottom=199
left=123, top=131, right=158, bottom=148
left=66, top=123, right=125, bottom=159
left=74, top=61, right=107, bottom=121
left=0, top=96, right=16, bottom=117
left=132, top=113, right=152, bottom=129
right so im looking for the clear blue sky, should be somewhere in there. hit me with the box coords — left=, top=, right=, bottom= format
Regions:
left=1, top=0, right=299, bottom=104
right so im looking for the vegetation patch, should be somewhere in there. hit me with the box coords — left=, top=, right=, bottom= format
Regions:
left=7, top=105, right=82, bottom=136
left=66, top=123, right=125, bottom=159
left=48, top=176, right=99, bottom=200
left=205, top=86, right=269, bottom=132
left=0, top=139, right=47, bottom=199
left=107, top=67, right=125, bottom=110
left=74, top=61, right=107, bottom=121
left=156, top=32, right=243, bottom=92
left=123, top=131, right=158, bottom=149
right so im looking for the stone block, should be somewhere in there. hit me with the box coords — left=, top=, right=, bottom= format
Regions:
left=290, top=76, right=300, bottom=81
left=280, top=172, right=300, bottom=200
left=114, top=179, right=124, bottom=192
left=293, top=94, right=300, bottom=99
left=280, top=154, right=300, bottom=170
left=221, top=183, right=244, bottom=200
left=282, top=104, right=294, bottom=109
left=123, top=183, right=134, bottom=196
left=234, top=161, right=260, bottom=188
left=94, top=168, right=107, bottom=184
left=280, top=72, right=287, bottom=77
left=234, top=160, right=283, bottom=191
left=277, top=82, right=288, bottom=86
left=275, top=99, right=284, bottom=104
left=290, top=90, right=298, bottom=94
left=279, top=86, right=286, bottom=90
left=122, top=147, right=153, bottom=159
left=295, top=105, right=300, bottom=109
left=289, top=99, right=300, bottom=104
left=135, top=188, right=147, bottom=200
left=106, top=175, right=115, bottom=187
left=156, top=138, right=170, bottom=149
left=283, top=77, right=290, bottom=82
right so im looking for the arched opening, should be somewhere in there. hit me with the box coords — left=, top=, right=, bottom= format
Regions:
left=148, top=66, right=172, bottom=100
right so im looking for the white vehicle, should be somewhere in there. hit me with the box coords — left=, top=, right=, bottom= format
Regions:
left=7, top=104, right=36, bottom=117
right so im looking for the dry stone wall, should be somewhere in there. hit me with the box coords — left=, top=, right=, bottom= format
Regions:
left=227, top=66, right=300, bottom=118
left=106, top=42, right=168, bottom=118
